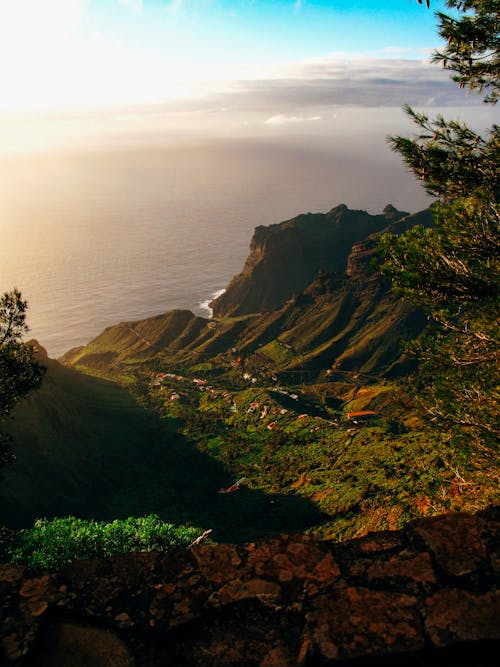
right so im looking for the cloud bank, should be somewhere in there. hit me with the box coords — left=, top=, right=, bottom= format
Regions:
left=2, top=48, right=494, bottom=155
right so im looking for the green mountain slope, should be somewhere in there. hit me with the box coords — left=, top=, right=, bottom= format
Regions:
left=1, top=344, right=323, bottom=541
left=62, top=207, right=432, bottom=380
left=5, top=203, right=496, bottom=544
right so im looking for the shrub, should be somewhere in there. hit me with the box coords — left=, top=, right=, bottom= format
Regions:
left=8, top=515, right=205, bottom=571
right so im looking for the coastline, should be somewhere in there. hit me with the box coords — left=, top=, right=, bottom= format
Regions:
left=196, top=288, right=226, bottom=319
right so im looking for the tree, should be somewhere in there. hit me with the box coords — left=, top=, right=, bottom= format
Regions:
left=0, top=290, right=45, bottom=470
left=379, top=0, right=499, bottom=452
left=432, top=0, right=499, bottom=104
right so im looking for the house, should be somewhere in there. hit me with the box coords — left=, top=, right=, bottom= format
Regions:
left=347, top=411, right=378, bottom=421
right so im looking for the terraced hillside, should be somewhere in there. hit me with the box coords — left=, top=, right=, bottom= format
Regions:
left=61, top=206, right=432, bottom=380
left=5, top=203, right=496, bottom=543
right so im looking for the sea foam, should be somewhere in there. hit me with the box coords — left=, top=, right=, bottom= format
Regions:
left=197, top=288, right=226, bottom=319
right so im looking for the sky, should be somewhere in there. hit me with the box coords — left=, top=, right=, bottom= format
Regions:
left=0, top=0, right=493, bottom=154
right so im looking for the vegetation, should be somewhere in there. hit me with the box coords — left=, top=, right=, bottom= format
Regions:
left=5, top=515, right=204, bottom=571
left=139, top=371, right=497, bottom=541
left=1, top=3, right=497, bottom=565
left=381, top=0, right=499, bottom=452
left=0, top=290, right=45, bottom=471
left=432, top=0, right=499, bottom=105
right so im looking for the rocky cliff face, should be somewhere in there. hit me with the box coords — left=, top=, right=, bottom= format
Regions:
left=210, top=204, right=409, bottom=318
left=1, top=508, right=498, bottom=666
left=232, top=210, right=434, bottom=378
left=62, top=205, right=433, bottom=379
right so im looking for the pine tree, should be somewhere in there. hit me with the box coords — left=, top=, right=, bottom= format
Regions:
left=0, top=290, right=45, bottom=470
left=380, top=0, right=499, bottom=451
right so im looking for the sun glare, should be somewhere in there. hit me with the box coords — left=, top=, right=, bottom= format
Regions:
left=0, top=0, right=208, bottom=113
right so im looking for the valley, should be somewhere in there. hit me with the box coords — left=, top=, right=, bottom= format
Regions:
left=2, top=203, right=496, bottom=545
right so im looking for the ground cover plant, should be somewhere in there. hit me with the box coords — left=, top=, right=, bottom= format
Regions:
left=144, top=368, right=498, bottom=541
left=5, top=515, right=204, bottom=571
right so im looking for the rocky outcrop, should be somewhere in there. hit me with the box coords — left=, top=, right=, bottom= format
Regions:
left=61, top=206, right=433, bottom=380
left=210, top=204, right=410, bottom=318
left=1, top=508, right=498, bottom=666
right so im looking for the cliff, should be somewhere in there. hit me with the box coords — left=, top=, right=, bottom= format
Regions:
left=1, top=508, right=498, bottom=666
left=229, top=209, right=432, bottom=378
left=210, top=204, right=409, bottom=318
left=61, top=207, right=433, bottom=379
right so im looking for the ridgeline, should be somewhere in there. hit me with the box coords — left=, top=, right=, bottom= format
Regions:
left=2, top=203, right=497, bottom=543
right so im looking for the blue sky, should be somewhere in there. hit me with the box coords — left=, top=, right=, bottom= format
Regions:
left=0, top=0, right=447, bottom=110
left=1, top=0, right=492, bottom=155
left=93, top=1, right=445, bottom=64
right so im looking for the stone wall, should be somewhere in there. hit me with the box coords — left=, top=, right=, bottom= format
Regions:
left=1, top=508, right=498, bottom=666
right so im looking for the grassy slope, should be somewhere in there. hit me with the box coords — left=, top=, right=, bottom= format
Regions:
left=4, top=332, right=496, bottom=544
left=53, top=263, right=497, bottom=540
left=148, top=374, right=498, bottom=541
left=0, top=352, right=324, bottom=543
left=7, top=206, right=496, bottom=543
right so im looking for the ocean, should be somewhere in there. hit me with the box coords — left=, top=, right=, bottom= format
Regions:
left=0, top=137, right=430, bottom=357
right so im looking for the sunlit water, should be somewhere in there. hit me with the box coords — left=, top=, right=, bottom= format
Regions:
left=0, top=138, right=430, bottom=357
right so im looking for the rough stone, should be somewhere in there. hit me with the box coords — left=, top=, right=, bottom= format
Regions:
left=410, top=512, right=488, bottom=577
left=0, top=508, right=498, bottom=666
left=29, top=622, right=134, bottom=667
left=0, top=565, right=25, bottom=585
left=424, top=588, right=500, bottom=647
left=304, top=587, right=424, bottom=661
left=365, top=549, right=436, bottom=588
left=192, top=543, right=243, bottom=584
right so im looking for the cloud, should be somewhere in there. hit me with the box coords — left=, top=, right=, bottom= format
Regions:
left=265, top=114, right=321, bottom=125
left=166, top=0, right=185, bottom=15
left=294, top=0, right=303, bottom=12
left=118, top=0, right=143, bottom=12
left=379, top=46, right=415, bottom=55
left=221, top=55, right=480, bottom=111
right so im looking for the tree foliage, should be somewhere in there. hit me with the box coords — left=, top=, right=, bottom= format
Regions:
left=381, top=0, right=499, bottom=452
left=390, top=107, right=499, bottom=200
left=433, top=0, right=500, bottom=104
left=380, top=199, right=499, bottom=447
left=0, top=290, right=45, bottom=469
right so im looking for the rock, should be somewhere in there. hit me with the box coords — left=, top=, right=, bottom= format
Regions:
left=304, top=587, right=424, bottom=661
left=0, top=508, right=498, bottom=666
left=364, top=549, right=436, bottom=590
left=29, top=622, right=134, bottom=667
left=211, top=204, right=411, bottom=318
left=410, top=512, right=489, bottom=577
left=215, top=578, right=282, bottom=605
left=425, top=589, right=500, bottom=647
left=192, top=543, right=243, bottom=584
left=0, top=565, right=25, bottom=585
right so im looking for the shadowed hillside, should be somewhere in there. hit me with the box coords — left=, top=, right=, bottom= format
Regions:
left=1, top=344, right=324, bottom=541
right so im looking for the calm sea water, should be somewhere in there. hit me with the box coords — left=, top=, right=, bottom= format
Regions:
left=0, top=138, right=429, bottom=357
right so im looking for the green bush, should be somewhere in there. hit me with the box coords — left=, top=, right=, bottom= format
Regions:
left=8, top=515, right=205, bottom=571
